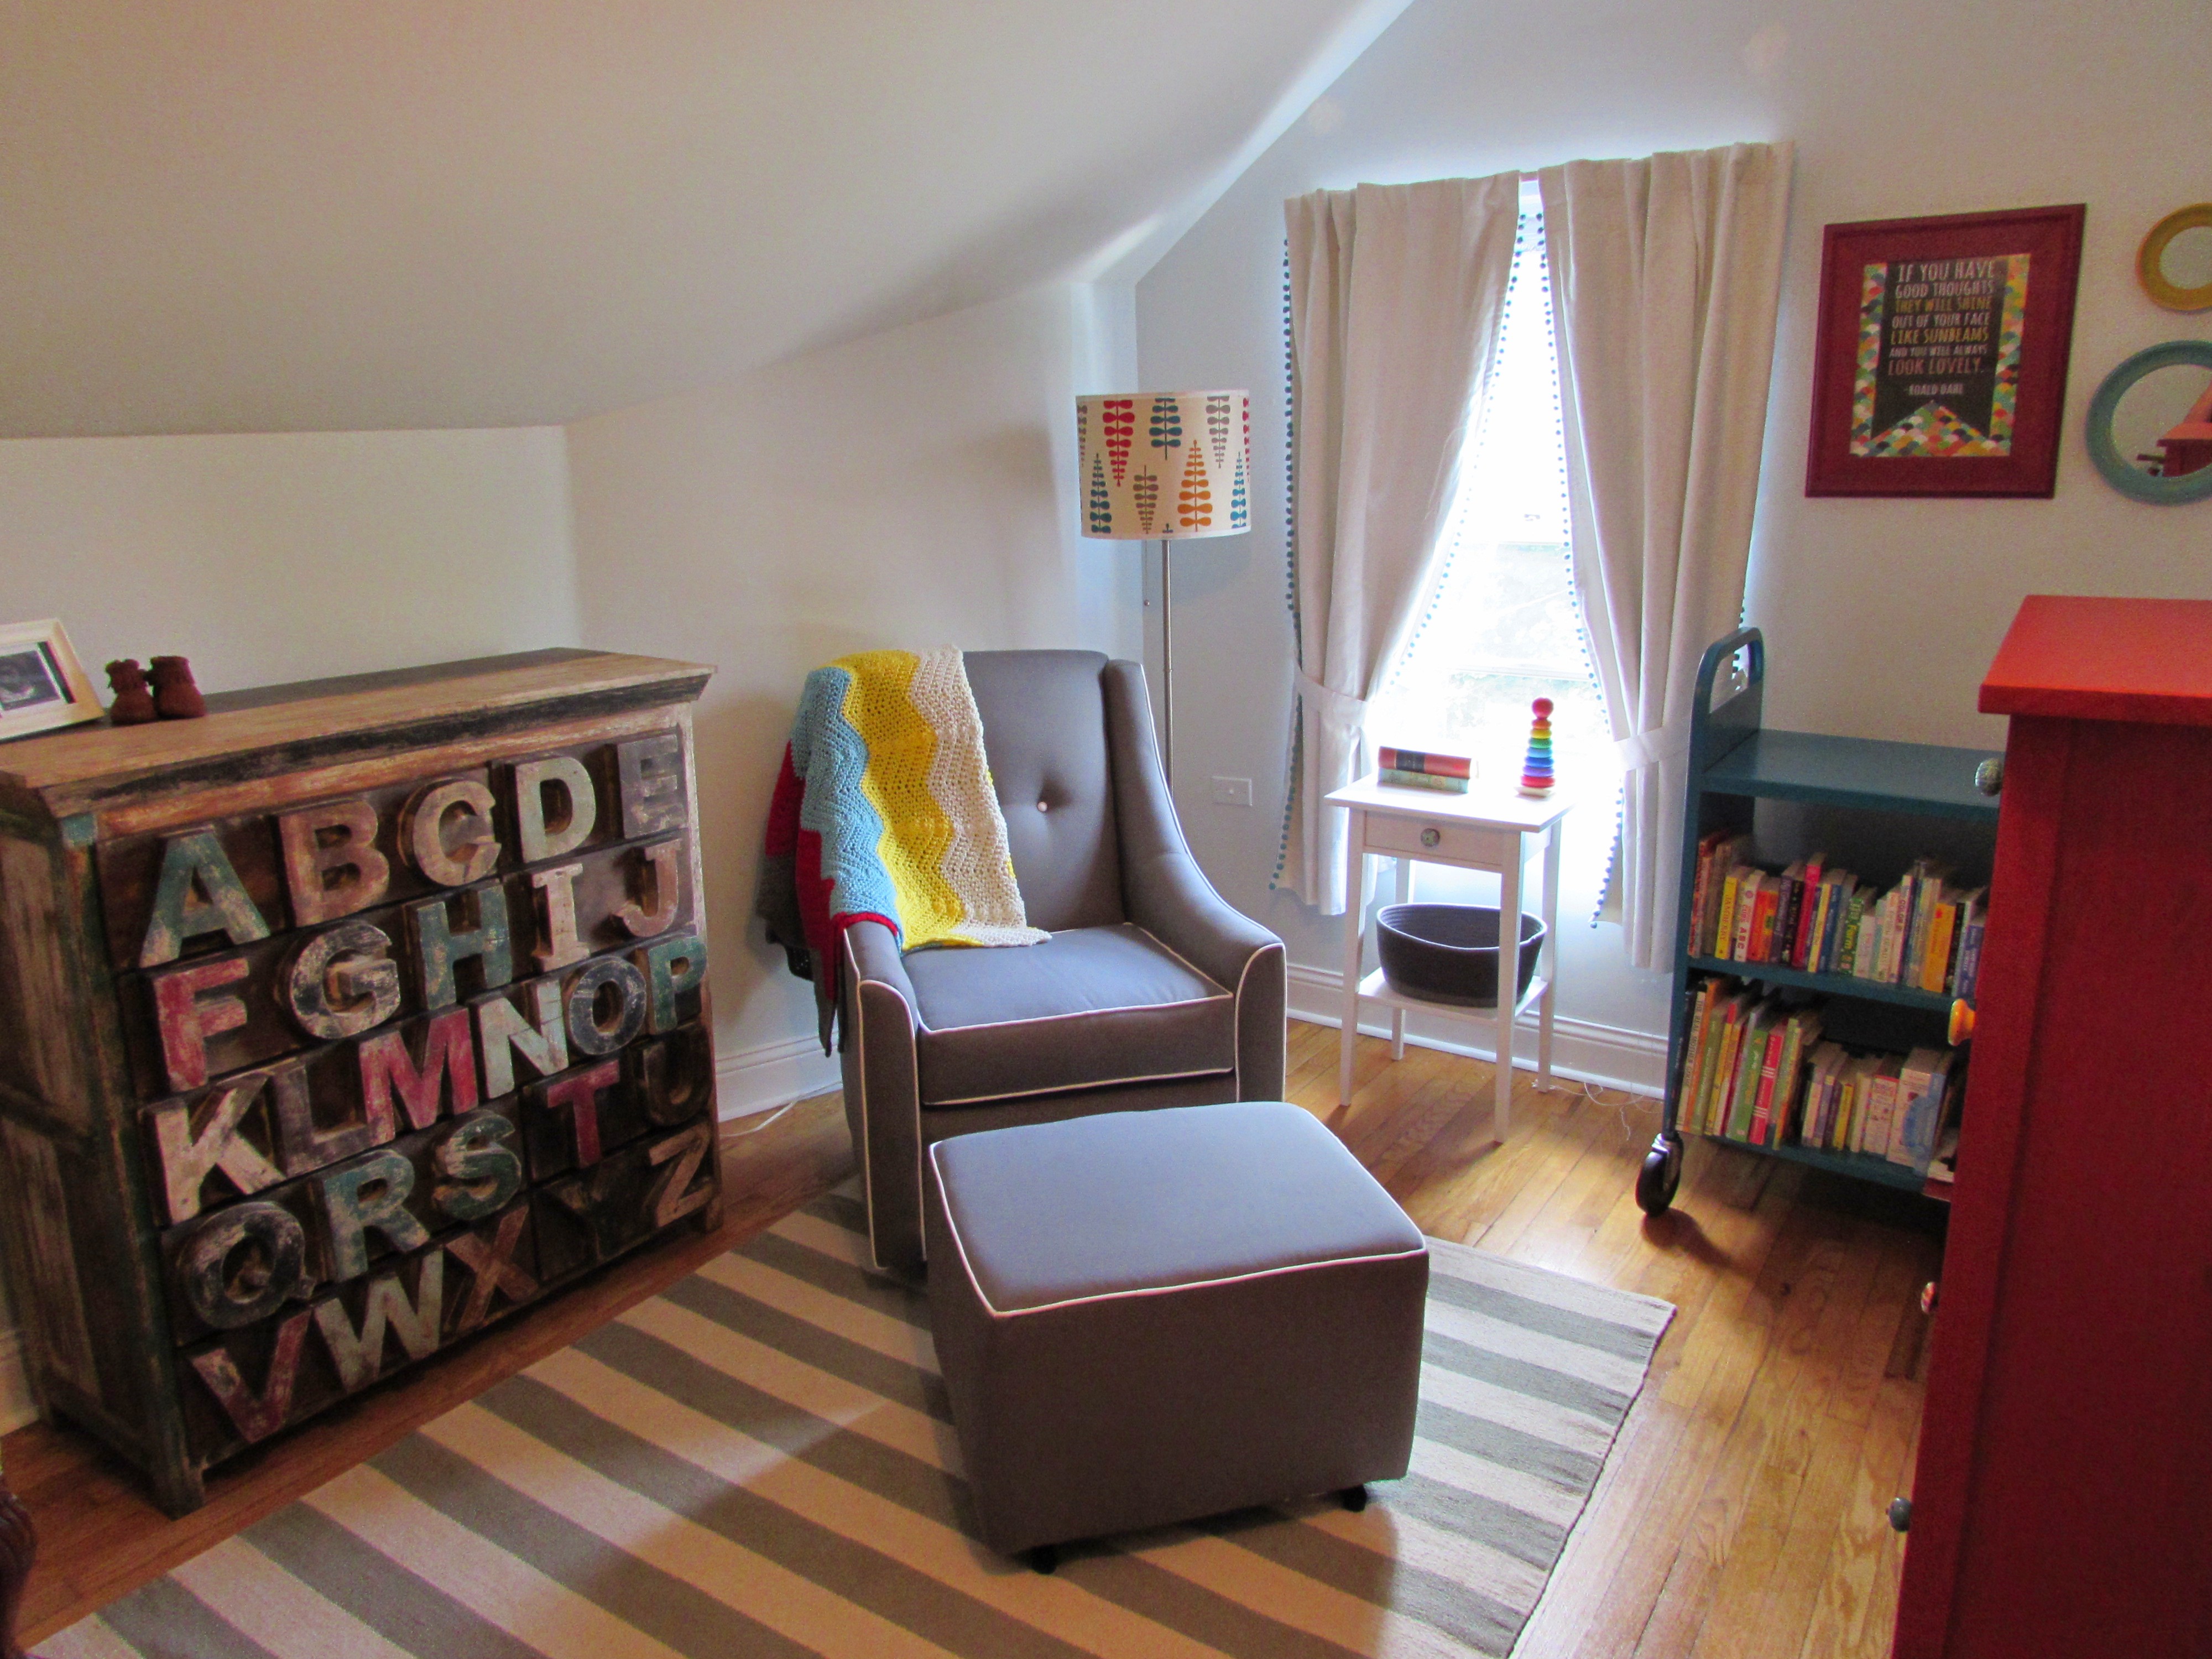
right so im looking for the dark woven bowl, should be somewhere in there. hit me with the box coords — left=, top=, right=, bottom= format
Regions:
left=1375, top=904, right=1545, bottom=1009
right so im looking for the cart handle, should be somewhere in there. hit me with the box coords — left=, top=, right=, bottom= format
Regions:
left=1694, top=627, right=1765, bottom=726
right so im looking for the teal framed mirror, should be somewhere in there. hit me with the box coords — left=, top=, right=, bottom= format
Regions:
left=2084, top=340, right=2212, bottom=504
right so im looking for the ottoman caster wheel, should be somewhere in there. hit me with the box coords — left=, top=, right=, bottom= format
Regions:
left=1339, top=1484, right=1369, bottom=1513
left=1026, top=1545, right=1058, bottom=1575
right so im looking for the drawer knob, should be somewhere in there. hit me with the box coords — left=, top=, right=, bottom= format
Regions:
left=1888, top=1498, right=1912, bottom=1532
left=1420, top=826, right=1441, bottom=849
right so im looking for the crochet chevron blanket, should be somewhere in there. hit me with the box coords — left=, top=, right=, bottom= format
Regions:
left=757, top=648, right=1046, bottom=1048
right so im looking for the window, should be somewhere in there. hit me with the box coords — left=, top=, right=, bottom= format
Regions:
left=1364, top=191, right=1620, bottom=879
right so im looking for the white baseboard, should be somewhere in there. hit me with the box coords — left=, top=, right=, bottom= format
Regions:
left=1287, top=962, right=1666, bottom=1097
left=716, top=1029, right=843, bottom=1123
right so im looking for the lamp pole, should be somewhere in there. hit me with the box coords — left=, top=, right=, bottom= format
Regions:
left=1074, top=390, right=1250, bottom=798
left=1159, top=537, right=1174, bottom=786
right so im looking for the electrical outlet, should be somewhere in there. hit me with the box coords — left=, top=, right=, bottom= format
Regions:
left=1211, top=775, right=1254, bottom=807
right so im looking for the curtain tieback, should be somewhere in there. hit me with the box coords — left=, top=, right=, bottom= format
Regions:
left=1295, top=669, right=1368, bottom=735
left=1614, top=715, right=1692, bottom=771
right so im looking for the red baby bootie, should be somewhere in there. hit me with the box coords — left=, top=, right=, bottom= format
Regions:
left=105, top=659, right=158, bottom=726
left=149, top=655, right=207, bottom=720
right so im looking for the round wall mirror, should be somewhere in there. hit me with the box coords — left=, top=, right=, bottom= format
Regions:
left=2138, top=205, right=2212, bottom=311
left=2085, top=341, right=2212, bottom=504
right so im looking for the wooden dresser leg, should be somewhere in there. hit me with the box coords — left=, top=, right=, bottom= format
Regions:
left=0, top=1470, right=32, bottom=1659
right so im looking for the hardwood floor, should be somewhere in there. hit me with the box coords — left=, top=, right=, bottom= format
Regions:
left=1284, top=1022, right=1942, bottom=1659
left=5, top=1023, right=1942, bottom=1657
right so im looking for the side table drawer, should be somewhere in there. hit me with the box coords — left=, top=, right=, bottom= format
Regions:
left=1363, top=811, right=1512, bottom=868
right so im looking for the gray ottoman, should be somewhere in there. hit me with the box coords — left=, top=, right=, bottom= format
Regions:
left=924, top=1100, right=1428, bottom=1562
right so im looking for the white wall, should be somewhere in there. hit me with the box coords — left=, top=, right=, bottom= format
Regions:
left=0, top=284, right=1135, bottom=1433
left=1134, top=0, right=2212, bottom=1076
left=0, top=425, right=577, bottom=1429
left=567, top=283, right=1140, bottom=1112
left=0, top=429, right=577, bottom=690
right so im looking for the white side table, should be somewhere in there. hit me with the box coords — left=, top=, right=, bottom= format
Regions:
left=1325, top=773, right=1572, bottom=1141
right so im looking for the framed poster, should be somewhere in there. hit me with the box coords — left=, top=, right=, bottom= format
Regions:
left=1806, top=204, right=2085, bottom=497
left=0, top=618, right=103, bottom=741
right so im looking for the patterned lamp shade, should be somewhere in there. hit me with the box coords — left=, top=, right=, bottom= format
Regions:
left=1077, top=390, right=1251, bottom=540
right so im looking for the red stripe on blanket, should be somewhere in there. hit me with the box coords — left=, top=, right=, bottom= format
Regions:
left=830, top=911, right=900, bottom=947
left=795, top=825, right=836, bottom=972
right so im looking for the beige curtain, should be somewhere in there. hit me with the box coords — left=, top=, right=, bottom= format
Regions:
left=1281, top=173, right=1521, bottom=912
left=1540, top=142, right=1794, bottom=968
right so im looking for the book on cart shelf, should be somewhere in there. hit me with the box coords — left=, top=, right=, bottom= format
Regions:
left=1676, top=974, right=1963, bottom=1175
left=1688, top=830, right=1986, bottom=999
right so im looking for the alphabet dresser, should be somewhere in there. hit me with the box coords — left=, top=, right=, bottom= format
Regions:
left=0, top=650, right=720, bottom=1512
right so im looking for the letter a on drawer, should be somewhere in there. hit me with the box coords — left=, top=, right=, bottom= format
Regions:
left=141, top=829, right=272, bottom=967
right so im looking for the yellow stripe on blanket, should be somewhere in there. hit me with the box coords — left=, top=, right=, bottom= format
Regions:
left=837, top=648, right=1042, bottom=950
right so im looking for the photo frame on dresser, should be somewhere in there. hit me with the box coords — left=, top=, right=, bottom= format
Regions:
left=0, top=618, right=102, bottom=740
left=1805, top=205, right=2086, bottom=498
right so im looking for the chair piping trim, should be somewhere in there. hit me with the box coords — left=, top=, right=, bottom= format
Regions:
left=1230, top=941, right=1285, bottom=1095
left=922, top=1066, right=1233, bottom=1108
left=928, top=1141, right=1428, bottom=1321
left=916, top=993, right=1232, bottom=1037
left=848, top=929, right=921, bottom=1275
left=1131, top=921, right=1222, bottom=988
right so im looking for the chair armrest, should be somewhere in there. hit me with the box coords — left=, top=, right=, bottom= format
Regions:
left=1103, top=661, right=1279, bottom=982
left=1103, top=662, right=1287, bottom=1099
left=1128, top=844, right=1280, bottom=988
left=844, top=916, right=918, bottom=1008
left=839, top=919, right=927, bottom=1276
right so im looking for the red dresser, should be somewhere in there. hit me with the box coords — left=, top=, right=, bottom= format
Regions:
left=1895, top=595, right=2212, bottom=1658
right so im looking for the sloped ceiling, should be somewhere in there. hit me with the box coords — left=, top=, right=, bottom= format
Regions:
left=1, top=0, right=1407, bottom=436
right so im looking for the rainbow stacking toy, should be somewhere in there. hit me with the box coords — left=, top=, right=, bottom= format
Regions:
left=1518, top=697, right=1556, bottom=797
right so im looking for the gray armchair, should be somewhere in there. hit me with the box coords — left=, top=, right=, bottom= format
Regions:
left=839, top=650, right=1286, bottom=1276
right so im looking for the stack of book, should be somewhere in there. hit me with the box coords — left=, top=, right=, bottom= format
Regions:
left=1686, top=833, right=1986, bottom=1000
left=1678, top=977, right=1961, bottom=1173
left=1676, top=984, right=1823, bottom=1148
left=1376, top=746, right=1472, bottom=794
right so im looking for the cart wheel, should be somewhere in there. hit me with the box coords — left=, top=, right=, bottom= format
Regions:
left=1636, top=1131, right=1683, bottom=1215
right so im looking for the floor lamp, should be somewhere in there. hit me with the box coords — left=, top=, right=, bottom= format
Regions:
left=1075, top=390, right=1251, bottom=786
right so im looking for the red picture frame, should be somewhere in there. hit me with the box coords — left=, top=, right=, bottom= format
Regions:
left=1805, top=205, right=2085, bottom=498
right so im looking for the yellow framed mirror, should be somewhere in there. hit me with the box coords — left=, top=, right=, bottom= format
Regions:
left=2138, top=204, right=2212, bottom=312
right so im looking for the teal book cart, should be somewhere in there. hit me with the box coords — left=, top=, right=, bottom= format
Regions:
left=1639, top=628, right=2003, bottom=1214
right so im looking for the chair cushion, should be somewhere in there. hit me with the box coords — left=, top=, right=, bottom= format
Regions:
left=905, top=924, right=1234, bottom=1107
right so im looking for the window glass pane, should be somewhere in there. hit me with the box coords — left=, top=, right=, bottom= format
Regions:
left=1367, top=206, right=1618, bottom=815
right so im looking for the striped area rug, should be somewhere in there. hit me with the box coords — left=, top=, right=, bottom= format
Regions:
left=43, top=1185, right=1672, bottom=1659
